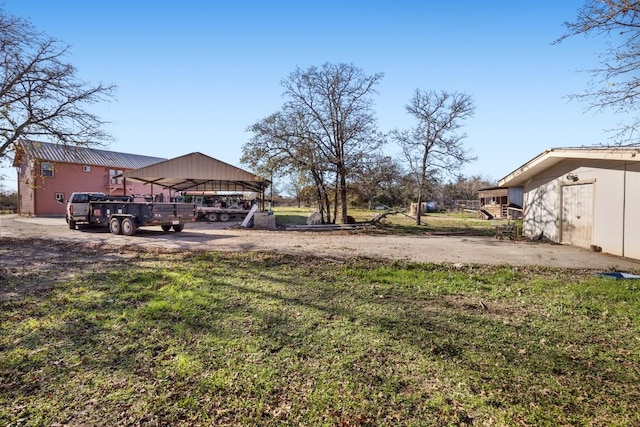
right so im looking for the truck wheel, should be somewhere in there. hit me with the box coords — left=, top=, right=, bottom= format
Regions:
left=207, top=213, right=218, bottom=222
left=219, top=213, right=230, bottom=222
left=69, top=219, right=76, bottom=230
left=109, top=217, right=122, bottom=235
left=121, top=218, right=137, bottom=236
left=161, top=225, right=172, bottom=232
left=172, top=224, right=184, bottom=232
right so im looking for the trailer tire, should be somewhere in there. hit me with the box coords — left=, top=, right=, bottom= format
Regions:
left=219, top=213, right=230, bottom=222
left=172, top=224, right=184, bottom=232
left=68, top=219, right=76, bottom=230
left=109, top=217, right=122, bottom=235
left=207, top=213, right=218, bottom=222
left=161, top=225, right=172, bottom=232
left=121, top=218, right=136, bottom=236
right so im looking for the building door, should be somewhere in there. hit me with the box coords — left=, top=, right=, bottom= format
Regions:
left=561, top=183, right=594, bottom=248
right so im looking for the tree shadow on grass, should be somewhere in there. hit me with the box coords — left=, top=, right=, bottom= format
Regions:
left=2, top=249, right=639, bottom=425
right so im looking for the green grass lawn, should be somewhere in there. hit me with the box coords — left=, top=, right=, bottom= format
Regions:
left=273, top=206, right=512, bottom=237
left=2, top=249, right=639, bottom=426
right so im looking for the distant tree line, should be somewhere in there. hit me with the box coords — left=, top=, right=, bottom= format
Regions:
left=0, top=188, right=17, bottom=211
left=275, top=172, right=494, bottom=213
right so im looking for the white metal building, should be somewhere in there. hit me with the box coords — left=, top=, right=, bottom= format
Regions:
left=499, top=147, right=640, bottom=260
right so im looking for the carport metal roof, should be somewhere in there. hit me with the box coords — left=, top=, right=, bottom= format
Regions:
left=122, top=152, right=270, bottom=193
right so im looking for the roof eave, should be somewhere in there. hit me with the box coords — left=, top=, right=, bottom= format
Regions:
left=498, top=149, right=557, bottom=187
left=499, top=147, right=640, bottom=187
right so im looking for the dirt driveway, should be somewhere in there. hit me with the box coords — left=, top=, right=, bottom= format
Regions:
left=1, top=214, right=639, bottom=271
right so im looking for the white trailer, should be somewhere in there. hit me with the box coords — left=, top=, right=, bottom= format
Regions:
left=176, top=193, right=253, bottom=222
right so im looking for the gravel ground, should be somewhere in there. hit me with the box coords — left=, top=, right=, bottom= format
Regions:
left=2, top=214, right=639, bottom=271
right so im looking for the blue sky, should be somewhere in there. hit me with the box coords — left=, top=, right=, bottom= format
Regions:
left=0, top=1, right=627, bottom=191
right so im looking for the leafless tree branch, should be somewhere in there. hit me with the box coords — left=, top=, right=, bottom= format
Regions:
left=0, top=9, right=115, bottom=162
left=391, top=90, right=476, bottom=225
left=556, top=0, right=640, bottom=144
left=244, top=63, right=384, bottom=223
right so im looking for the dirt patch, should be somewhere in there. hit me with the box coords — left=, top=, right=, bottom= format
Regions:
left=1, top=214, right=639, bottom=302
left=0, top=238, right=131, bottom=301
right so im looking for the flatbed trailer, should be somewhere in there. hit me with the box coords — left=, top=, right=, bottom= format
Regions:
left=196, top=206, right=250, bottom=222
left=175, top=193, right=252, bottom=222
left=65, top=192, right=197, bottom=236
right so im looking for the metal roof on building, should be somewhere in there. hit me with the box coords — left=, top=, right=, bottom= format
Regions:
left=478, top=187, right=508, bottom=197
left=122, top=152, right=271, bottom=193
left=14, top=140, right=166, bottom=169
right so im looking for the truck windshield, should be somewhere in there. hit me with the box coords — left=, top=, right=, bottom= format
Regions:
left=71, top=194, right=89, bottom=203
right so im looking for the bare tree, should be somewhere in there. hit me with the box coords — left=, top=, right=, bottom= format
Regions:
left=244, top=63, right=384, bottom=223
left=242, top=110, right=334, bottom=222
left=282, top=63, right=384, bottom=223
left=0, top=9, right=114, bottom=161
left=391, top=90, right=475, bottom=225
left=556, top=0, right=640, bottom=143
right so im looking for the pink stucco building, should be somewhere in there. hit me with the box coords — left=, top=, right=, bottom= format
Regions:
left=13, top=140, right=170, bottom=216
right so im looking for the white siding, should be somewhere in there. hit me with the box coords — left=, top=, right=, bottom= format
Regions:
left=588, top=162, right=625, bottom=254
left=523, top=175, right=560, bottom=241
left=624, top=163, right=640, bottom=259
left=522, top=158, right=636, bottom=258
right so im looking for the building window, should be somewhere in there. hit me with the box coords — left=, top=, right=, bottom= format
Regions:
left=109, top=169, right=124, bottom=184
left=55, top=193, right=65, bottom=203
left=83, top=165, right=92, bottom=172
left=41, top=162, right=54, bottom=178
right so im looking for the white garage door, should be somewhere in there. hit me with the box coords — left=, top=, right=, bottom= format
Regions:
left=561, top=183, right=594, bottom=248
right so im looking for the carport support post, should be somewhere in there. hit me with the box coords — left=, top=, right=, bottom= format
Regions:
left=269, top=171, right=273, bottom=213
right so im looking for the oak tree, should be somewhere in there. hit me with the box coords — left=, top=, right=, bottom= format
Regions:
left=242, top=110, right=333, bottom=221
left=350, top=154, right=404, bottom=210
left=244, top=63, right=384, bottom=223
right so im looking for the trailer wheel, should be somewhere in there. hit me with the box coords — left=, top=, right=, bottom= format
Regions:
left=68, top=219, right=76, bottom=230
left=109, top=217, right=122, bottom=235
left=161, top=225, right=172, bottom=232
left=173, top=224, right=184, bottom=232
left=219, top=213, right=230, bottom=222
left=207, top=213, right=218, bottom=222
left=121, top=218, right=137, bottom=236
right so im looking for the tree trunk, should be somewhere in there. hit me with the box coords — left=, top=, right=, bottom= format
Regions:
left=312, top=171, right=327, bottom=224
left=317, top=203, right=325, bottom=223
left=331, top=170, right=339, bottom=224
left=416, top=190, right=423, bottom=226
left=323, top=189, right=331, bottom=224
left=340, top=172, right=348, bottom=224
left=315, top=186, right=323, bottom=220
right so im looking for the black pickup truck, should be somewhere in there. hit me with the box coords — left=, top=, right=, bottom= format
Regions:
left=65, top=192, right=197, bottom=236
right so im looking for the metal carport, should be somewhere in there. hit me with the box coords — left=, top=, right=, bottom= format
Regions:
left=121, top=152, right=271, bottom=204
